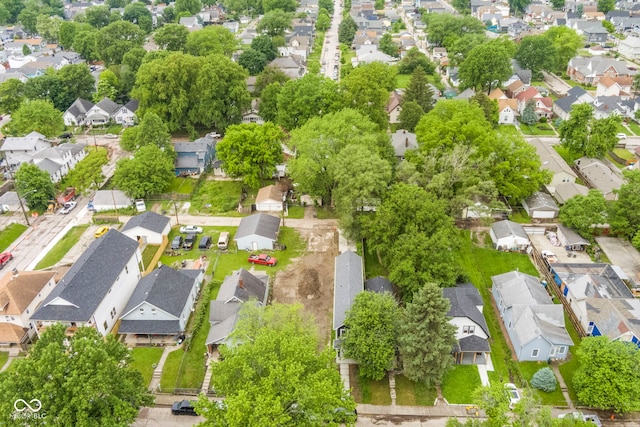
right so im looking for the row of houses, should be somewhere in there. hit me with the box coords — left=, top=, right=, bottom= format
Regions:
left=64, top=98, right=139, bottom=127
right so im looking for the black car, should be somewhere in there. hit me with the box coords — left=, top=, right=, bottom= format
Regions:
left=183, top=233, right=197, bottom=250
left=171, top=400, right=197, bottom=416
left=198, top=235, right=212, bottom=250
left=171, top=235, right=184, bottom=250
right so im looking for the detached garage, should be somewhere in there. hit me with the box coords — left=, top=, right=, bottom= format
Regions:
left=522, top=192, right=559, bottom=219
left=234, top=213, right=280, bottom=251
left=255, top=185, right=284, bottom=212
left=121, top=211, right=171, bottom=245
left=490, top=220, right=530, bottom=252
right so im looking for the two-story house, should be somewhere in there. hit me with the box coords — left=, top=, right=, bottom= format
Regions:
left=173, top=133, right=217, bottom=176
left=0, top=131, right=51, bottom=171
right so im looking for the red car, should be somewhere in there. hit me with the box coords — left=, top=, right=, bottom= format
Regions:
left=248, top=254, right=277, bottom=266
left=0, top=252, right=13, bottom=269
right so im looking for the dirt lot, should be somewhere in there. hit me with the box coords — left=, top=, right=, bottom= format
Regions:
left=272, top=223, right=339, bottom=345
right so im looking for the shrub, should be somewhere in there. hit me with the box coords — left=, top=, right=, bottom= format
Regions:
left=531, top=367, right=557, bottom=392
left=539, top=117, right=547, bottom=124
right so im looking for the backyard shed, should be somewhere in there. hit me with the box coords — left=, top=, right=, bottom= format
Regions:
left=522, top=192, right=559, bottom=219
left=490, top=220, right=531, bottom=251
left=234, top=213, right=280, bottom=251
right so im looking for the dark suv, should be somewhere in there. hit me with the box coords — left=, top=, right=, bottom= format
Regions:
left=183, top=233, right=197, bottom=250
left=198, top=235, right=212, bottom=250
left=171, top=400, right=197, bottom=416
left=170, top=235, right=184, bottom=250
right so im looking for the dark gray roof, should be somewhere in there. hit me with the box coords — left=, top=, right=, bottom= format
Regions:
left=173, top=134, right=215, bottom=154
left=31, top=230, right=139, bottom=322
left=554, top=95, right=577, bottom=114
left=550, top=263, right=633, bottom=299
left=122, top=264, right=200, bottom=318
left=58, top=142, right=87, bottom=155
left=118, top=319, right=181, bottom=334
left=364, top=276, right=394, bottom=294
left=443, top=283, right=490, bottom=336
left=206, top=300, right=241, bottom=345
left=217, top=269, right=268, bottom=304
left=234, top=213, right=280, bottom=241
left=333, top=250, right=363, bottom=330
left=457, top=334, right=491, bottom=352
left=175, top=156, right=200, bottom=168
left=121, top=211, right=170, bottom=234
left=524, top=191, right=559, bottom=212
left=557, top=224, right=590, bottom=246
left=124, top=99, right=139, bottom=112
left=36, top=158, right=62, bottom=175
left=491, top=220, right=529, bottom=240
left=95, top=97, right=121, bottom=115
left=65, top=98, right=94, bottom=119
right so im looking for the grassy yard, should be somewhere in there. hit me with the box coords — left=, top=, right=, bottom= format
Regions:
left=352, top=369, right=392, bottom=405
left=509, top=210, right=531, bottom=224
left=286, top=205, right=305, bottom=219
left=520, top=124, right=556, bottom=136
left=497, top=125, right=520, bottom=137
left=35, top=224, right=90, bottom=270
left=315, top=207, right=339, bottom=219
left=361, top=240, right=387, bottom=279
left=166, top=176, right=196, bottom=194
left=394, top=374, right=437, bottom=406
left=0, top=223, right=28, bottom=252
left=519, top=361, right=567, bottom=406
left=612, top=147, right=635, bottom=161
left=0, top=351, right=8, bottom=369
left=557, top=312, right=583, bottom=403
left=615, top=123, right=631, bottom=135
left=441, top=364, right=481, bottom=404
left=142, top=245, right=160, bottom=270
left=129, top=347, right=164, bottom=387
left=554, top=145, right=582, bottom=165
left=396, top=74, right=410, bottom=89
left=190, top=180, right=243, bottom=215
left=627, top=121, right=640, bottom=135
left=605, top=153, right=626, bottom=169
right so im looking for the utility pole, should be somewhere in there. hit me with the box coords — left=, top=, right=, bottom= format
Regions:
left=4, top=159, right=31, bottom=226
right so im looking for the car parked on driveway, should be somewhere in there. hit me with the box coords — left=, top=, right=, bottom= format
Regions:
left=180, top=225, right=203, bottom=234
left=248, top=253, right=277, bottom=266
left=183, top=233, right=197, bottom=250
left=171, top=235, right=184, bottom=250
left=616, top=133, right=627, bottom=139
left=0, top=252, right=13, bottom=269
left=171, top=400, right=198, bottom=416
left=94, top=226, right=109, bottom=238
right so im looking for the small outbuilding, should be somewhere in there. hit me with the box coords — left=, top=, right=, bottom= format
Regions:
left=522, top=192, right=559, bottom=219
left=556, top=224, right=591, bottom=251
left=234, top=213, right=280, bottom=251
left=91, top=190, right=132, bottom=212
left=490, top=220, right=530, bottom=251
left=121, top=211, right=171, bottom=245
left=255, top=185, right=284, bottom=212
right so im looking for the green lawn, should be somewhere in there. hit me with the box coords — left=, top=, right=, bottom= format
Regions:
left=509, top=210, right=531, bottom=224
left=190, top=180, right=243, bottom=215
left=612, top=147, right=635, bottom=161
left=605, top=153, right=626, bottom=169
left=557, top=312, right=583, bottom=403
left=627, top=121, right=640, bottom=135
left=35, top=225, right=90, bottom=269
left=0, top=223, right=28, bottom=252
left=520, top=124, right=556, bottom=136
left=361, top=240, right=387, bottom=279
left=615, top=123, right=631, bottom=135
left=129, top=347, right=164, bottom=387
left=396, top=74, right=410, bottom=89
left=441, top=364, right=481, bottom=404
left=142, top=245, right=160, bottom=270
left=353, top=371, right=392, bottom=405
left=166, top=176, right=196, bottom=194
left=519, top=362, right=567, bottom=406
left=315, top=207, right=339, bottom=219
left=554, top=145, right=582, bottom=165
left=497, top=125, right=520, bottom=137
left=0, top=351, right=9, bottom=369
left=286, top=205, right=305, bottom=219
left=394, top=374, right=437, bottom=406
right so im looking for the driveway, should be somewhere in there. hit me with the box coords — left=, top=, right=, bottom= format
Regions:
left=595, top=236, right=640, bottom=287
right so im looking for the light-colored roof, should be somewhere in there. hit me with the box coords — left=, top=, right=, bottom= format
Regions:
left=510, top=304, right=573, bottom=347
left=0, top=270, right=56, bottom=315
left=492, top=270, right=547, bottom=308
left=554, top=182, right=590, bottom=204
left=529, top=139, right=577, bottom=179
left=491, top=220, right=529, bottom=240
left=574, top=157, right=624, bottom=197
left=256, top=185, right=282, bottom=204
left=557, top=224, right=590, bottom=247
left=0, top=323, right=27, bottom=344
left=551, top=263, right=633, bottom=299
left=524, top=191, right=559, bottom=212
left=586, top=298, right=640, bottom=342
left=390, top=129, right=418, bottom=157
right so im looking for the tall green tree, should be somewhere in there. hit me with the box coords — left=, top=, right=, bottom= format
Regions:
left=573, top=336, right=640, bottom=413
left=257, top=9, right=293, bottom=37
left=403, top=66, right=435, bottom=113
left=258, top=82, right=283, bottom=122
left=597, top=0, right=615, bottom=13
left=0, top=78, right=25, bottom=113
left=123, top=2, right=153, bottom=33
left=94, top=69, right=120, bottom=102
left=379, top=33, right=399, bottom=57
left=113, top=144, right=175, bottom=198
left=216, top=122, right=284, bottom=188
left=515, top=35, right=558, bottom=78
left=239, top=48, right=268, bottom=75
left=251, top=35, right=278, bottom=61
left=559, top=103, right=620, bottom=158
left=398, top=101, right=424, bottom=132
left=56, top=64, right=96, bottom=110
left=543, top=26, right=583, bottom=74
left=96, top=20, right=146, bottom=66
left=14, top=162, right=56, bottom=211
left=424, top=14, right=485, bottom=50
left=83, top=5, right=110, bottom=28
left=459, top=38, right=515, bottom=93
left=397, top=283, right=457, bottom=385
left=72, top=28, right=99, bottom=62
left=276, top=73, right=341, bottom=130
left=559, top=189, right=608, bottom=237
left=185, top=25, right=237, bottom=56
left=255, top=66, right=290, bottom=95
left=397, top=47, right=436, bottom=74
left=338, top=15, right=358, bottom=44
left=2, top=99, right=64, bottom=137
left=609, top=170, right=640, bottom=239
left=470, top=92, right=498, bottom=126
left=521, top=100, right=538, bottom=126
left=175, top=0, right=202, bottom=15
left=452, top=0, right=470, bottom=14
left=64, top=148, right=109, bottom=193
left=0, top=324, right=154, bottom=426
left=342, top=292, right=399, bottom=380
left=119, top=112, right=173, bottom=153
left=262, top=0, right=297, bottom=12
left=509, top=0, right=531, bottom=14
left=58, top=21, right=77, bottom=49
left=196, top=303, right=356, bottom=426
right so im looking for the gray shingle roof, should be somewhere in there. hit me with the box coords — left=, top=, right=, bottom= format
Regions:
left=205, top=300, right=241, bottom=345
left=124, top=99, right=139, bottom=112
left=118, top=319, right=181, bottom=334
left=217, top=269, right=268, bottom=304
left=492, top=271, right=546, bottom=307
left=574, top=157, right=623, bottom=197
left=557, top=224, right=590, bottom=246
left=364, top=276, right=394, bottom=294
left=524, top=191, right=559, bottom=212
left=550, top=263, right=633, bottom=299
left=443, top=283, right=490, bottom=336
left=585, top=298, right=640, bottom=342
left=31, top=230, right=139, bottom=322
left=65, top=98, right=94, bottom=120
left=554, top=182, right=589, bottom=204
left=234, top=213, right=280, bottom=241
left=457, top=334, right=491, bottom=352
left=173, top=135, right=215, bottom=154
left=35, top=158, right=62, bottom=175
left=94, top=97, right=121, bottom=115
left=121, top=211, right=170, bottom=234
left=511, top=304, right=573, bottom=346
left=491, top=220, right=529, bottom=240
left=333, top=250, right=363, bottom=330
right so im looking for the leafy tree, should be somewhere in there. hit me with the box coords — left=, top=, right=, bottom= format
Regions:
left=397, top=47, right=436, bottom=74
left=0, top=78, right=25, bottom=113
left=36, top=15, right=62, bottom=42
left=515, top=35, right=557, bottom=78
left=576, top=3, right=584, bottom=17
left=342, top=292, right=399, bottom=380
left=509, top=0, right=531, bottom=14
left=319, top=0, right=334, bottom=14
left=602, top=20, right=615, bottom=34
left=251, top=35, right=278, bottom=61
left=3, top=99, right=63, bottom=137
left=0, top=3, right=9, bottom=24
left=531, top=367, right=557, bottom=392
left=113, top=144, right=174, bottom=198
left=447, top=33, right=488, bottom=67
left=0, top=324, right=154, bottom=426
left=609, top=170, right=640, bottom=239
left=559, top=103, right=620, bottom=158
left=175, top=0, right=202, bottom=15
left=257, top=9, right=293, bottom=37
left=84, top=5, right=110, bottom=28
left=73, top=29, right=99, bottom=62
left=258, top=82, right=283, bottom=122
left=119, top=47, right=147, bottom=97
left=106, top=0, right=127, bottom=8
left=403, top=66, right=434, bottom=113
left=469, top=92, right=498, bottom=126
left=398, top=101, right=424, bottom=132
left=185, top=25, right=237, bottom=56
left=397, top=283, right=457, bottom=385
left=424, top=14, right=485, bottom=50
left=58, top=21, right=77, bottom=49
left=163, top=5, right=176, bottom=23
left=123, top=2, right=153, bottom=33
left=216, top=123, right=284, bottom=188
left=452, top=0, right=470, bottom=13
left=96, top=21, right=146, bottom=66
left=379, top=33, right=399, bottom=57
left=597, top=0, right=615, bottom=14
left=17, top=0, right=38, bottom=33
left=219, top=0, right=262, bottom=14
left=276, top=73, right=341, bottom=130
left=521, top=100, right=538, bottom=126
left=119, top=112, right=172, bottom=152
left=473, top=382, right=512, bottom=427
left=573, top=336, right=640, bottom=413
left=239, top=48, right=268, bottom=75
left=262, top=0, right=297, bottom=12
left=543, top=26, right=583, bottom=74
left=559, top=189, right=608, bottom=237
left=14, top=163, right=56, bottom=210
left=56, top=64, right=96, bottom=110
left=64, top=148, right=109, bottom=193
left=459, top=38, right=515, bottom=93
left=95, top=69, right=120, bottom=102
left=338, top=15, right=358, bottom=44
left=196, top=303, right=356, bottom=426
left=255, top=66, right=290, bottom=95
left=316, top=11, right=330, bottom=31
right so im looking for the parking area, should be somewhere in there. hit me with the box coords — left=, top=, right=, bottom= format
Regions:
left=595, top=236, right=640, bottom=286
left=528, top=232, right=592, bottom=264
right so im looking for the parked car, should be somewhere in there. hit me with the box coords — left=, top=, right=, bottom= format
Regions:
left=94, top=226, right=109, bottom=238
left=616, top=133, right=627, bottom=139
left=183, top=233, right=197, bottom=250
left=171, top=400, right=198, bottom=416
left=0, top=252, right=13, bottom=269
left=59, top=202, right=77, bottom=215
left=248, top=253, right=277, bottom=266
left=198, top=235, right=212, bottom=250
left=171, top=235, right=184, bottom=250
left=505, top=383, right=521, bottom=409
left=180, top=225, right=203, bottom=234
left=558, top=412, right=602, bottom=426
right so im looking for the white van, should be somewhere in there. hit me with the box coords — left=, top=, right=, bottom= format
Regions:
left=217, top=232, right=229, bottom=250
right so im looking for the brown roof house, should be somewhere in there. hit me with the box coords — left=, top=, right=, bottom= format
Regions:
left=387, top=90, right=403, bottom=124
left=255, top=185, right=285, bottom=212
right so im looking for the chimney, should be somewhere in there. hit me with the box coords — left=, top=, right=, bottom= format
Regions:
left=405, top=138, right=409, bottom=147
left=238, top=277, right=244, bottom=289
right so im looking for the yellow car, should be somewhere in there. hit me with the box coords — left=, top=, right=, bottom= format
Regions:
left=94, top=226, right=110, bottom=238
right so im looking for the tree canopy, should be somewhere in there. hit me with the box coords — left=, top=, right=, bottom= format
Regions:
left=424, top=14, right=485, bottom=50
left=184, top=25, right=237, bottom=57
left=403, top=66, right=435, bottom=113
left=2, top=99, right=64, bottom=138
left=559, top=190, right=608, bottom=237
left=515, top=35, right=558, bottom=78
left=609, top=169, right=640, bottom=240
left=459, top=38, right=515, bottom=93
left=14, top=162, right=56, bottom=211
left=543, top=26, right=583, bottom=74
left=63, top=147, right=109, bottom=194
left=559, top=103, right=620, bottom=158
left=113, top=144, right=175, bottom=198
left=153, top=23, right=189, bottom=51
left=95, top=20, right=146, bottom=66
left=275, top=73, right=341, bottom=130
left=257, top=9, right=293, bottom=37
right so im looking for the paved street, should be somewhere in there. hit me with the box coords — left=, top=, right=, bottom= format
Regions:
left=321, top=0, right=343, bottom=79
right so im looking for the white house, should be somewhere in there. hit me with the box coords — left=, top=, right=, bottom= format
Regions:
left=522, top=191, right=560, bottom=219
left=121, top=211, right=171, bottom=245
left=618, top=36, right=640, bottom=60
left=31, top=142, right=87, bottom=183
left=255, top=185, right=284, bottom=212
left=0, top=270, right=58, bottom=348
left=85, top=98, right=121, bottom=125
left=528, top=138, right=577, bottom=194
left=0, top=131, right=51, bottom=170
left=490, top=220, right=530, bottom=251
left=497, top=99, right=519, bottom=125
left=30, top=230, right=143, bottom=336
left=556, top=224, right=591, bottom=251
left=91, top=190, right=132, bottom=212
left=234, top=213, right=280, bottom=251
left=112, top=100, right=139, bottom=126
left=63, top=98, right=94, bottom=126
left=387, top=91, right=402, bottom=124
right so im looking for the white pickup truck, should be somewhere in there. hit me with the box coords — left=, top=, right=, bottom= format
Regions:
left=59, top=201, right=77, bottom=215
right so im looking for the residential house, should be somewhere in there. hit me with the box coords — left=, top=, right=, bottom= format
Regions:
left=32, top=142, right=88, bottom=183
left=3, top=38, right=46, bottom=56
left=553, top=86, right=594, bottom=120
left=113, top=100, right=139, bottom=126
left=576, top=21, right=608, bottom=44
left=387, top=90, right=402, bottom=124
left=121, top=211, right=171, bottom=246
left=390, top=129, right=418, bottom=160
left=63, top=98, right=95, bottom=127
left=456, top=88, right=476, bottom=100
left=619, top=36, right=640, bottom=60
left=522, top=191, right=560, bottom=219
left=173, top=133, right=217, bottom=175
left=488, top=88, right=508, bottom=100
left=583, top=298, right=640, bottom=346
left=567, top=57, right=635, bottom=86
left=506, top=80, right=527, bottom=98
left=364, top=276, right=394, bottom=294
left=443, top=283, right=491, bottom=364
left=85, top=98, right=121, bottom=125
left=205, top=269, right=269, bottom=353
left=234, top=213, right=280, bottom=251
left=515, top=87, right=553, bottom=119
left=91, top=190, right=132, bottom=212
left=592, top=95, right=629, bottom=118
left=352, top=45, right=398, bottom=66
left=574, top=157, right=623, bottom=200
left=432, top=47, right=447, bottom=62
left=497, top=99, right=519, bottom=125
left=333, top=250, right=364, bottom=354
left=596, top=76, right=633, bottom=98
left=528, top=138, right=577, bottom=193
left=179, top=16, right=203, bottom=31
left=0, top=270, right=57, bottom=348
left=222, top=21, right=240, bottom=33
left=554, top=182, right=590, bottom=205
left=492, top=271, right=573, bottom=361
left=241, top=100, right=264, bottom=125
left=556, top=224, right=590, bottom=251
left=352, top=30, right=379, bottom=50
left=118, top=265, right=203, bottom=344
left=505, top=61, right=532, bottom=86
left=0, top=131, right=51, bottom=170
left=255, top=185, right=284, bottom=212
left=30, top=230, right=142, bottom=336
left=268, top=55, right=306, bottom=79
left=490, top=220, right=530, bottom=251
